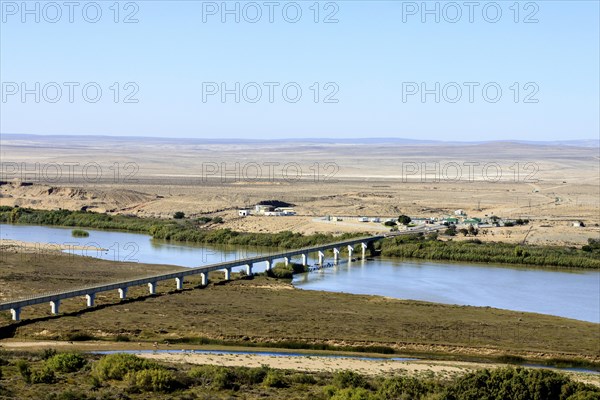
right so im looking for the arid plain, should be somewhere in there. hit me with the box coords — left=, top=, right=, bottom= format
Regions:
left=0, top=135, right=598, bottom=245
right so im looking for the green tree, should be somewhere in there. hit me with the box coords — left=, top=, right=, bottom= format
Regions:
left=173, top=211, right=185, bottom=219
left=398, top=215, right=412, bottom=225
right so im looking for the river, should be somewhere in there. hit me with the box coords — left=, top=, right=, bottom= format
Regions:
left=1, top=223, right=598, bottom=323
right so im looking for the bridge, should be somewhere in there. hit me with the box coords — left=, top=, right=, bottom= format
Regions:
left=0, top=235, right=387, bottom=322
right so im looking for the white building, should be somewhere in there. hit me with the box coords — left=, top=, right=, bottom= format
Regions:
left=238, top=209, right=250, bottom=217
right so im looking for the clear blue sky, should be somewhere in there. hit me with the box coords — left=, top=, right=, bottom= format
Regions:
left=1, top=0, right=598, bottom=141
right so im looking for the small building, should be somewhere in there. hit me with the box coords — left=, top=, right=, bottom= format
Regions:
left=264, top=211, right=284, bottom=216
left=454, top=209, right=465, bottom=216
left=238, top=209, right=251, bottom=217
left=255, top=204, right=275, bottom=214
left=275, top=207, right=296, bottom=216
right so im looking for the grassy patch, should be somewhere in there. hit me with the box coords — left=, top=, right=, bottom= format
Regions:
left=71, top=229, right=89, bottom=237
left=378, top=233, right=600, bottom=269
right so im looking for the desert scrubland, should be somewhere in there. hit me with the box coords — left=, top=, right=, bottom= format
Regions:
left=0, top=135, right=598, bottom=245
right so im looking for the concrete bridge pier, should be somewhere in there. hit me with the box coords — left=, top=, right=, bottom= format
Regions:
left=50, top=300, right=60, bottom=315
left=118, top=287, right=128, bottom=300
left=361, top=242, right=368, bottom=259
left=148, top=282, right=157, bottom=295
left=301, top=254, right=308, bottom=266
left=347, top=245, right=354, bottom=260
left=333, top=248, right=340, bottom=264
left=246, top=264, right=253, bottom=276
left=318, top=251, right=325, bottom=265
left=10, top=308, right=20, bottom=321
left=200, top=272, right=208, bottom=286
left=85, top=293, right=95, bottom=307
left=265, top=260, right=272, bottom=271
left=175, top=277, right=184, bottom=290
left=283, top=257, right=289, bottom=267
left=224, top=268, right=232, bottom=280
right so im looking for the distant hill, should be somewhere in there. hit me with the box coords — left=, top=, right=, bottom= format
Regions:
left=0, top=133, right=597, bottom=148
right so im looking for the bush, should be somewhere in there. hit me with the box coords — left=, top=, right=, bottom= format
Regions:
left=41, top=349, right=57, bottom=360
left=173, top=211, right=185, bottom=219
left=383, top=221, right=397, bottom=227
left=291, top=372, right=317, bottom=385
left=188, top=365, right=233, bottom=390
left=16, top=360, right=32, bottom=383
left=127, top=368, right=178, bottom=393
left=330, top=387, right=376, bottom=400
left=212, top=216, right=224, bottom=224
left=443, top=367, right=600, bottom=400
left=263, top=370, right=288, bottom=388
left=45, top=353, right=86, bottom=373
left=377, top=376, right=438, bottom=399
left=71, top=229, right=89, bottom=237
left=333, top=370, right=369, bottom=389
left=30, top=367, right=56, bottom=384
left=93, top=353, right=161, bottom=381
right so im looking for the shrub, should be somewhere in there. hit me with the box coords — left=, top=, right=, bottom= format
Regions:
left=41, top=349, right=57, bottom=360
left=71, top=229, right=89, bottom=237
left=173, top=212, right=185, bottom=219
left=16, top=360, right=32, bottom=383
left=188, top=365, right=234, bottom=390
left=46, top=353, right=86, bottom=373
left=291, top=372, right=317, bottom=385
left=383, top=221, right=397, bottom=227
left=212, top=216, right=224, bottom=224
left=93, top=353, right=161, bottom=381
left=262, top=370, right=288, bottom=388
left=333, top=370, right=369, bottom=389
left=269, top=263, right=294, bottom=279
left=377, top=376, right=438, bottom=399
left=330, top=387, right=376, bottom=400
left=30, top=367, right=56, bottom=384
left=127, top=368, right=178, bottom=393
left=443, top=367, right=600, bottom=400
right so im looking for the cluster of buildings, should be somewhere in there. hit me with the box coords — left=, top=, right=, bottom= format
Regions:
left=238, top=202, right=296, bottom=217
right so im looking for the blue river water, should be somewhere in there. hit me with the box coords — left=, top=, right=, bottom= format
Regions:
left=1, top=223, right=598, bottom=323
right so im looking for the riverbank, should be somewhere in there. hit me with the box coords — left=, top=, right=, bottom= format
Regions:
left=1, top=251, right=598, bottom=368
left=1, top=207, right=599, bottom=269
